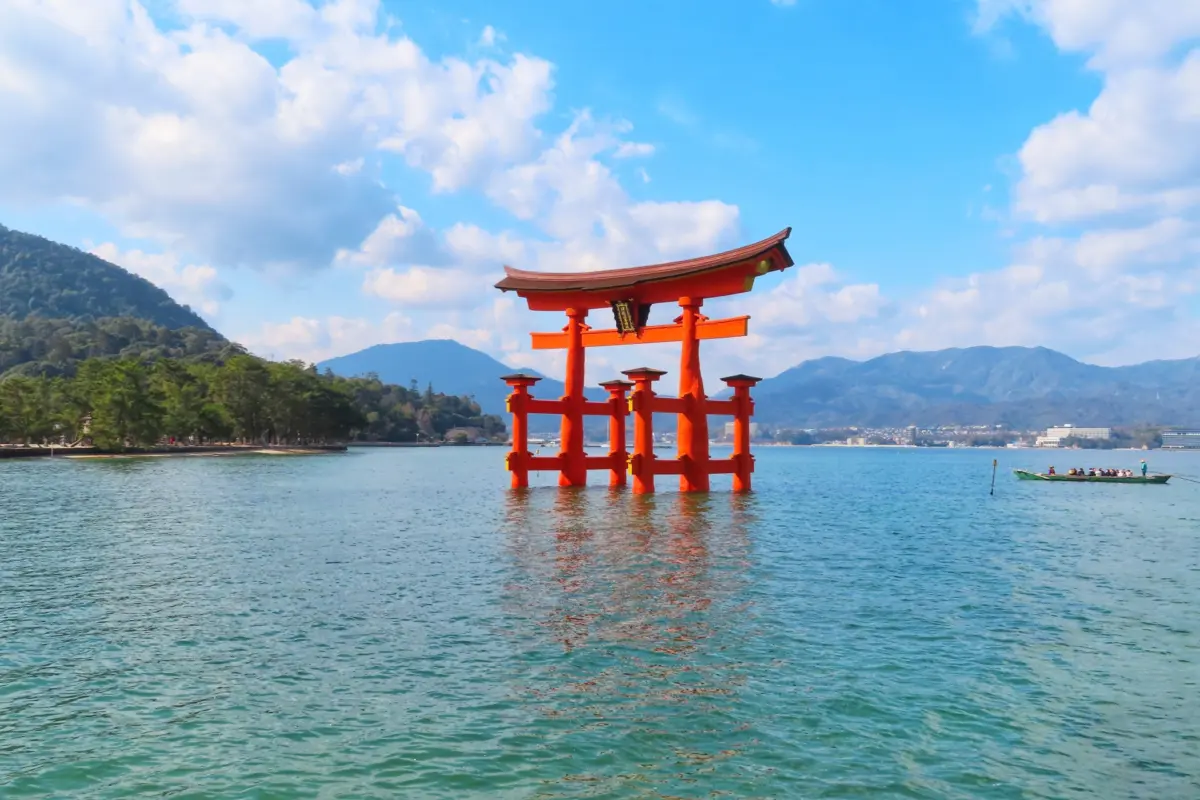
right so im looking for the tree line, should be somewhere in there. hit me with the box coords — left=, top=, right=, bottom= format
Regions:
left=0, top=354, right=506, bottom=450
left=1, top=315, right=233, bottom=377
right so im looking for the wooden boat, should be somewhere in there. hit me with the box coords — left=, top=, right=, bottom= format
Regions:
left=1013, top=469, right=1170, bottom=484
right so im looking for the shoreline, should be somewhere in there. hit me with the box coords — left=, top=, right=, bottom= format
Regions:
left=0, top=444, right=347, bottom=460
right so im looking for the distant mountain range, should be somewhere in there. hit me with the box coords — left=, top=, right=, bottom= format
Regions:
left=320, top=341, right=1200, bottom=430
left=751, top=346, right=1200, bottom=428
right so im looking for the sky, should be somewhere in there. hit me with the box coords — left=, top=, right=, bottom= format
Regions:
left=1, top=0, right=1199, bottom=385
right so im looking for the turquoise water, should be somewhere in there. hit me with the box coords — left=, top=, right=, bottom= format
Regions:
left=2, top=447, right=1199, bottom=798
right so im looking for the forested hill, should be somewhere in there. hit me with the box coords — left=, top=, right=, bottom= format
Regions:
left=0, top=315, right=238, bottom=378
left=0, top=223, right=213, bottom=330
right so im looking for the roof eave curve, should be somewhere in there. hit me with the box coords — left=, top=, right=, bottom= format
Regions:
left=494, top=227, right=793, bottom=294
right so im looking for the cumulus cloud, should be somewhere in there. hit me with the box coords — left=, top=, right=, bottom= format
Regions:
left=975, top=0, right=1200, bottom=68
left=335, top=206, right=447, bottom=269
left=362, top=266, right=488, bottom=308
left=89, top=242, right=233, bottom=318
left=238, top=311, right=417, bottom=364
left=0, top=0, right=555, bottom=270
left=1014, top=52, right=1200, bottom=224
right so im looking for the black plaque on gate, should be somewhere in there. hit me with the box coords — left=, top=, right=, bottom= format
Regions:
left=611, top=299, right=638, bottom=333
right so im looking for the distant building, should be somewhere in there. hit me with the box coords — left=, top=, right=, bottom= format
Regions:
left=905, top=425, right=918, bottom=445
left=847, top=436, right=868, bottom=446
left=1036, top=425, right=1111, bottom=447
left=723, top=421, right=760, bottom=439
left=1163, top=429, right=1200, bottom=449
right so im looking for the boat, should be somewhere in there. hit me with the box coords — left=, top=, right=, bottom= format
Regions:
left=1013, top=469, right=1171, bottom=484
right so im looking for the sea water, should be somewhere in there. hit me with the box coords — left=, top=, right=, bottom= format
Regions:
left=2, top=447, right=1198, bottom=798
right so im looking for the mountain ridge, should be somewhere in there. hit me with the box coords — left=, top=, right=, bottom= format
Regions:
left=320, top=340, right=1200, bottom=429
left=317, top=339, right=606, bottom=418
left=0, top=223, right=216, bottom=331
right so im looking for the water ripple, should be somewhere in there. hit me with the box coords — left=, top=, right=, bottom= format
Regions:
left=2, top=448, right=1199, bottom=797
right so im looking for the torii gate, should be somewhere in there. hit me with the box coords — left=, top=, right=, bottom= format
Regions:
left=495, top=228, right=793, bottom=493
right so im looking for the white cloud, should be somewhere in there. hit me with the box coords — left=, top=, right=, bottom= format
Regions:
left=362, top=265, right=487, bottom=307
left=88, top=242, right=233, bottom=318
left=486, top=112, right=739, bottom=270
left=0, top=0, right=554, bottom=270
left=975, top=0, right=1200, bottom=68
left=478, top=25, right=504, bottom=48
left=1015, top=52, right=1200, bottom=223
left=238, top=311, right=416, bottom=363
left=335, top=206, right=446, bottom=268
left=614, top=141, right=654, bottom=158
left=444, top=223, right=530, bottom=267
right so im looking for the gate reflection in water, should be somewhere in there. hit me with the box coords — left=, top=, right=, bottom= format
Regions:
left=498, top=489, right=774, bottom=794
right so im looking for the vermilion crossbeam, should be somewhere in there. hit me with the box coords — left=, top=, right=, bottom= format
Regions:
left=530, top=316, right=749, bottom=350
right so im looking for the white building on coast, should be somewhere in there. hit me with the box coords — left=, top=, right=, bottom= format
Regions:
left=1035, top=425, right=1112, bottom=448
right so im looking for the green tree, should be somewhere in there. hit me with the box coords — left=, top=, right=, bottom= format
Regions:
left=77, top=360, right=164, bottom=449
left=217, top=355, right=271, bottom=443
left=0, top=375, right=60, bottom=444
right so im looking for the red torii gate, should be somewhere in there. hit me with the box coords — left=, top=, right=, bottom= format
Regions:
left=496, top=228, right=794, bottom=493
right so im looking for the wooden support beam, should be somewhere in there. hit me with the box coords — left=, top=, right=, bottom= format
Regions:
left=651, top=458, right=687, bottom=476
left=648, top=396, right=687, bottom=415
left=528, top=455, right=565, bottom=471
left=706, top=458, right=738, bottom=475
left=583, top=455, right=618, bottom=471
left=703, top=399, right=738, bottom=415
left=526, top=398, right=565, bottom=414
left=530, top=315, right=749, bottom=350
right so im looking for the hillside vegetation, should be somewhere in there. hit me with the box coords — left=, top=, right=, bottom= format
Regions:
left=0, top=224, right=213, bottom=330
left=0, top=315, right=235, bottom=378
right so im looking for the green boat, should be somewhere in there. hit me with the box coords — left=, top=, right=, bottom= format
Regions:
left=1013, top=469, right=1171, bottom=484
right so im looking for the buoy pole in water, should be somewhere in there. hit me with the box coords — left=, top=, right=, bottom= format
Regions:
left=991, top=459, right=998, bottom=495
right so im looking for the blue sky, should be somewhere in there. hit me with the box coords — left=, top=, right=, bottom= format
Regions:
left=1, top=0, right=1197, bottom=382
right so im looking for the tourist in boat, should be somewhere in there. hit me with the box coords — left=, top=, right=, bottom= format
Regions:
left=1048, top=466, right=1056, bottom=475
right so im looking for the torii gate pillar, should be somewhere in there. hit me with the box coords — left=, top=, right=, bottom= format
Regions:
left=677, top=297, right=709, bottom=492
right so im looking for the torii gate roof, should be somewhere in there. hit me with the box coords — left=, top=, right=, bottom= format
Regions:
left=495, top=228, right=793, bottom=311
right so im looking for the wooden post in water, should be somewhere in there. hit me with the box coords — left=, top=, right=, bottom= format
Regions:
left=623, top=368, right=665, bottom=495
left=600, top=379, right=633, bottom=488
left=502, top=373, right=541, bottom=489
left=722, top=374, right=761, bottom=493
left=991, top=459, right=998, bottom=495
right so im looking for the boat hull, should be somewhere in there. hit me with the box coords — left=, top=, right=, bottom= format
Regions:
left=1013, top=469, right=1170, bottom=484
